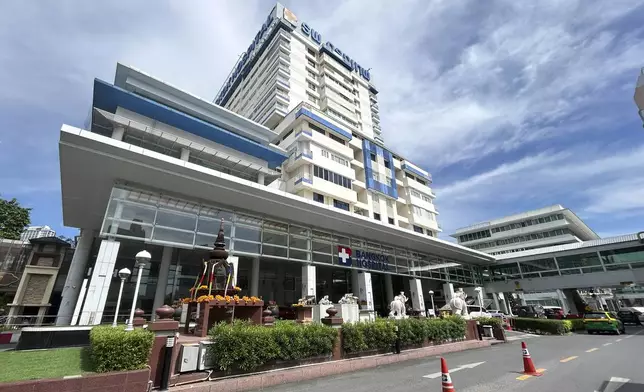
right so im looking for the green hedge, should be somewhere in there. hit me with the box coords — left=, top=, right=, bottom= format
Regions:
left=342, top=316, right=466, bottom=353
left=474, top=317, right=503, bottom=328
left=89, top=326, right=154, bottom=373
left=208, top=320, right=337, bottom=372
left=513, top=318, right=583, bottom=335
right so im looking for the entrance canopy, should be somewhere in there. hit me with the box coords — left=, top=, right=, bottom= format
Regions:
left=59, top=125, right=495, bottom=268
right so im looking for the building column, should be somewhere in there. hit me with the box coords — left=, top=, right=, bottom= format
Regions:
left=302, top=264, right=316, bottom=300
left=409, top=278, right=425, bottom=314
left=384, top=274, right=394, bottom=304
left=518, top=292, right=527, bottom=306
left=56, top=229, right=95, bottom=325
left=257, top=172, right=265, bottom=186
left=78, top=239, right=121, bottom=325
left=497, top=293, right=510, bottom=314
left=442, top=283, right=455, bottom=302
left=112, top=125, right=125, bottom=141
left=151, top=247, right=173, bottom=320
left=180, top=147, right=190, bottom=161
left=492, top=293, right=501, bottom=312
left=250, top=258, right=260, bottom=297
left=357, top=271, right=374, bottom=310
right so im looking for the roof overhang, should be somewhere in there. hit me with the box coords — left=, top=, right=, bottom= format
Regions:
left=59, top=125, right=495, bottom=265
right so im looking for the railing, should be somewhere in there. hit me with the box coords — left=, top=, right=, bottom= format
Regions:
left=1, top=312, right=157, bottom=329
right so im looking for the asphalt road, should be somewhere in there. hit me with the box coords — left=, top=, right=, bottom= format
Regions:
left=263, top=327, right=644, bottom=392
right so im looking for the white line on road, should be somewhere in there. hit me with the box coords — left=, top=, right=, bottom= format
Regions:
left=422, top=361, right=485, bottom=379
left=603, top=342, right=613, bottom=346
left=615, top=339, right=622, bottom=342
left=609, top=377, right=630, bottom=383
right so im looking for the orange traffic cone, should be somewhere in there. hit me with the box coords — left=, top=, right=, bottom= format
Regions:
left=521, top=341, right=541, bottom=376
left=441, top=357, right=455, bottom=391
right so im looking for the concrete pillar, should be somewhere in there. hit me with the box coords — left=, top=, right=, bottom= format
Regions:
left=518, top=292, right=527, bottom=306
left=384, top=274, right=394, bottom=304
left=79, top=239, right=121, bottom=325
left=562, top=289, right=581, bottom=314
left=151, top=247, right=173, bottom=320
left=56, top=229, right=94, bottom=325
left=497, top=293, right=510, bottom=314
left=250, top=258, right=260, bottom=297
left=112, top=125, right=125, bottom=141
left=257, top=172, right=265, bottom=186
left=409, top=279, right=425, bottom=313
left=228, top=256, right=239, bottom=287
left=302, top=264, right=316, bottom=299
left=180, top=147, right=190, bottom=161
left=492, top=293, right=501, bottom=311
left=357, top=272, right=374, bottom=310
left=443, top=283, right=455, bottom=302
left=556, top=289, right=570, bottom=314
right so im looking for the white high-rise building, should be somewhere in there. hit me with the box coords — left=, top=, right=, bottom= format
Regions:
left=451, top=205, right=599, bottom=255
left=216, top=3, right=440, bottom=237
left=20, top=225, right=56, bottom=241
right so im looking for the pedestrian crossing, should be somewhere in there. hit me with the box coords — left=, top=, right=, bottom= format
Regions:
left=505, top=331, right=540, bottom=342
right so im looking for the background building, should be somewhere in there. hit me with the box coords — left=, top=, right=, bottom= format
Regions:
left=217, top=3, right=440, bottom=238
left=20, top=225, right=56, bottom=241
left=451, top=205, right=599, bottom=256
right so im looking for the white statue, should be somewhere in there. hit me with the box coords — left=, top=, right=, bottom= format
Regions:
left=449, top=289, right=470, bottom=319
left=389, top=292, right=409, bottom=319
left=338, top=293, right=359, bottom=304
left=318, top=295, right=332, bottom=305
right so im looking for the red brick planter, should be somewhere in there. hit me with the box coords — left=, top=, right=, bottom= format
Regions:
left=0, top=368, right=150, bottom=392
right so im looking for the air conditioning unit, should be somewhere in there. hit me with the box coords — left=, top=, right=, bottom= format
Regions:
left=179, top=343, right=199, bottom=373
left=198, top=341, right=216, bottom=370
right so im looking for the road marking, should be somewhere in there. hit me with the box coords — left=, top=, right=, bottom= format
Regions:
left=616, top=339, right=622, bottom=342
left=516, top=369, right=546, bottom=381
left=560, top=356, right=578, bottom=363
left=422, top=361, right=485, bottom=379
left=586, top=348, right=598, bottom=352
left=609, top=377, right=630, bottom=383
left=625, top=335, right=634, bottom=339
left=603, top=342, right=613, bottom=346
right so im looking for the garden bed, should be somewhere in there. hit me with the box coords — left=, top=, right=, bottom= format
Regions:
left=0, top=347, right=94, bottom=383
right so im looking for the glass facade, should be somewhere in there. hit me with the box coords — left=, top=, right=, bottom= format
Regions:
left=100, top=185, right=480, bottom=284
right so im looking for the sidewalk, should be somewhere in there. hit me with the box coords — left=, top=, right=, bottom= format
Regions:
left=170, top=339, right=493, bottom=391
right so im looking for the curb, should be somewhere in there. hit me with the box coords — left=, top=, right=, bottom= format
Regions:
left=170, top=340, right=490, bottom=391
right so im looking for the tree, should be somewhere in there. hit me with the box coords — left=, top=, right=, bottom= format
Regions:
left=0, top=197, right=31, bottom=240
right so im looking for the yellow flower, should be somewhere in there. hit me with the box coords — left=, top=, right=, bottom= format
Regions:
left=233, top=286, right=242, bottom=292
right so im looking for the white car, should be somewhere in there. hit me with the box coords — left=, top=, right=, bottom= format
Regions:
left=467, top=305, right=491, bottom=318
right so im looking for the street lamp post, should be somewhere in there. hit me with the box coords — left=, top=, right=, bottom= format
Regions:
left=474, top=287, right=483, bottom=314
left=112, top=268, right=131, bottom=327
left=125, top=250, right=151, bottom=331
left=428, top=290, right=435, bottom=317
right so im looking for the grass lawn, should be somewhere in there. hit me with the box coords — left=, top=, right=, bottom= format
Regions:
left=0, top=347, right=94, bottom=383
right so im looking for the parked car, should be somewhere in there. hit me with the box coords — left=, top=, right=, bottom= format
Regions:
left=513, top=305, right=546, bottom=318
left=617, top=308, right=643, bottom=325
left=467, top=305, right=491, bottom=318
left=543, top=306, right=565, bottom=319
left=584, top=311, right=625, bottom=335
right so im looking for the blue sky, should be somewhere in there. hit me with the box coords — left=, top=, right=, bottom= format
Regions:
left=1, top=0, right=644, bottom=240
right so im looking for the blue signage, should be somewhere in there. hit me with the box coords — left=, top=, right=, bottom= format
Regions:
left=216, top=10, right=279, bottom=105
left=300, top=22, right=371, bottom=82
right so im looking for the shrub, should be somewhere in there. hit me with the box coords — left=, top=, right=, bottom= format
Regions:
left=474, top=317, right=502, bottom=328
left=208, top=320, right=337, bottom=372
left=89, top=326, right=154, bottom=373
left=568, top=319, right=585, bottom=331
left=342, top=316, right=466, bottom=353
left=513, top=318, right=573, bottom=335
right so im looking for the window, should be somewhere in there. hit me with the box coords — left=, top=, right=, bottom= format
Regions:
left=384, top=160, right=391, bottom=169
left=412, top=206, right=423, bottom=215
left=417, top=178, right=426, bottom=186
left=422, top=195, right=432, bottom=203
left=313, top=165, right=352, bottom=189
left=321, top=150, right=329, bottom=158
left=373, top=212, right=381, bottom=220
left=307, top=81, right=317, bottom=91
left=370, top=153, right=376, bottom=162
left=371, top=193, right=380, bottom=203
left=310, top=123, right=325, bottom=135
left=331, top=154, right=348, bottom=166
left=307, top=59, right=316, bottom=68
left=333, top=199, right=349, bottom=211
left=282, top=129, right=293, bottom=140
left=372, top=171, right=379, bottom=181
left=386, top=199, right=393, bottom=208
left=308, top=70, right=317, bottom=79
left=307, top=48, right=316, bottom=57
left=328, top=133, right=345, bottom=145
left=388, top=217, right=394, bottom=225
left=307, top=93, right=319, bottom=105
left=427, top=231, right=434, bottom=237
left=413, top=225, right=424, bottom=234
left=313, top=193, right=324, bottom=203
left=410, top=189, right=421, bottom=198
